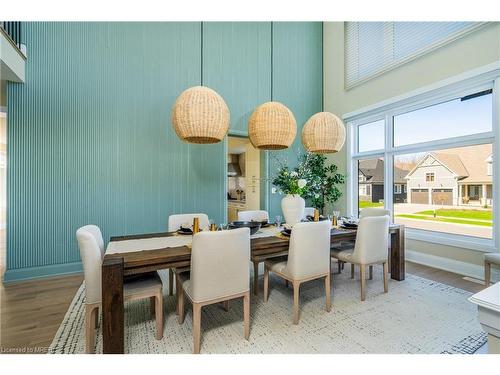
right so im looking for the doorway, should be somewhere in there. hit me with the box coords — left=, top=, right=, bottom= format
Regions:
left=226, top=136, right=262, bottom=222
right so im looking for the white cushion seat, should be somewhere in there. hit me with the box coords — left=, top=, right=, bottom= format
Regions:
left=77, top=225, right=163, bottom=353
left=264, top=256, right=288, bottom=275
left=330, top=248, right=355, bottom=263
left=124, top=273, right=163, bottom=297
left=264, top=221, right=332, bottom=325
left=330, top=215, right=390, bottom=301
left=484, top=253, right=500, bottom=287
left=485, top=253, right=500, bottom=264
left=176, top=228, right=251, bottom=353
left=167, top=213, right=209, bottom=298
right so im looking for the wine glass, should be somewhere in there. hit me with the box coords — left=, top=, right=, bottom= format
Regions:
left=219, top=223, right=227, bottom=231
left=275, top=215, right=282, bottom=228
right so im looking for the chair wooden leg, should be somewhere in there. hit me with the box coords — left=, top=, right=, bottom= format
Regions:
left=94, top=306, right=99, bottom=328
left=193, top=303, right=202, bottom=354
left=85, top=304, right=96, bottom=354
left=178, top=285, right=185, bottom=324
left=337, top=260, right=342, bottom=274
left=243, top=292, right=250, bottom=340
left=360, top=264, right=366, bottom=301
left=351, top=263, right=355, bottom=279
left=383, top=262, right=388, bottom=293
left=253, top=261, right=259, bottom=296
left=342, top=261, right=345, bottom=270
left=369, top=265, right=373, bottom=280
left=222, top=300, right=229, bottom=311
left=485, top=261, right=491, bottom=288
left=293, top=281, right=300, bottom=325
left=155, top=292, right=163, bottom=340
left=150, top=296, right=156, bottom=318
left=325, top=273, right=331, bottom=312
left=169, top=269, right=174, bottom=296
left=263, top=266, right=269, bottom=302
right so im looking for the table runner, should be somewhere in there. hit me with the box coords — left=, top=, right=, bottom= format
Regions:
left=106, top=225, right=282, bottom=255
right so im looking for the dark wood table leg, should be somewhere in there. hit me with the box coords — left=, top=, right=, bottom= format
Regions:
left=102, top=256, right=124, bottom=354
left=390, top=225, right=405, bottom=281
left=252, top=260, right=259, bottom=296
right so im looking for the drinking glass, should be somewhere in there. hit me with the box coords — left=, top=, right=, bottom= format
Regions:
left=219, top=223, right=228, bottom=231
left=275, top=215, right=282, bottom=228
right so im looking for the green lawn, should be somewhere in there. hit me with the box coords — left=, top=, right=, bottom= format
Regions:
left=416, top=209, right=492, bottom=221
left=359, top=201, right=383, bottom=208
left=396, top=214, right=492, bottom=227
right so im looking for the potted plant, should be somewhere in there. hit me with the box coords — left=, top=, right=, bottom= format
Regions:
left=272, top=159, right=309, bottom=225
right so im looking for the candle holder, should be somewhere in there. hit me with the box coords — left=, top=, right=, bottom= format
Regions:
left=314, top=209, right=319, bottom=222
left=193, top=217, right=200, bottom=234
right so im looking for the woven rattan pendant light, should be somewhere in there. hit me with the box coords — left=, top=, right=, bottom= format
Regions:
left=248, top=101, right=297, bottom=150
left=171, top=23, right=229, bottom=144
left=302, top=112, right=346, bottom=153
left=172, top=86, right=230, bottom=144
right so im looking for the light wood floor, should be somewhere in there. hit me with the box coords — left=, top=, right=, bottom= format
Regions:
left=0, top=262, right=485, bottom=354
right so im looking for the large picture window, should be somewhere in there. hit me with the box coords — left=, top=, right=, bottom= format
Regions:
left=347, top=75, right=498, bottom=250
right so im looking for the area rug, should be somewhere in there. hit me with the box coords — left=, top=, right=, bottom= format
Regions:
left=48, top=268, right=486, bottom=354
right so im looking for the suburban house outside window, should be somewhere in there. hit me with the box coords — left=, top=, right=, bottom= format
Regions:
left=348, top=75, right=497, bottom=247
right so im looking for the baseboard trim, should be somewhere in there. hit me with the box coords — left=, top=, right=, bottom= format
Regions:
left=407, top=249, right=500, bottom=283
left=3, top=262, right=83, bottom=283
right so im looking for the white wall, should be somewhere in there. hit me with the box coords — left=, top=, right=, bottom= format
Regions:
left=323, top=22, right=500, bottom=278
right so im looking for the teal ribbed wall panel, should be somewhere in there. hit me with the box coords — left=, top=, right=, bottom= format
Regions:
left=268, top=22, right=323, bottom=218
left=203, top=22, right=272, bottom=136
left=6, top=22, right=225, bottom=277
left=5, top=22, right=323, bottom=281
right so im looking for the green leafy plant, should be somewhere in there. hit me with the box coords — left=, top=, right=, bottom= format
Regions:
left=300, top=153, right=345, bottom=215
left=271, top=152, right=345, bottom=214
left=271, top=159, right=308, bottom=196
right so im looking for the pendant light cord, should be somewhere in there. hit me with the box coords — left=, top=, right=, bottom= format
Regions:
left=270, top=22, right=273, bottom=102
left=201, top=21, right=204, bottom=86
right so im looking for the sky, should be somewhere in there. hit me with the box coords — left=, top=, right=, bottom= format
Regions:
left=358, top=92, right=493, bottom=153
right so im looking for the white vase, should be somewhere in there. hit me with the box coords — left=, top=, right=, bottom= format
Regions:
left=281, top=194, right=305, bottom=225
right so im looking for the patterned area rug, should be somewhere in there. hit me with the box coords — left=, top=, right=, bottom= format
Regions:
left=48, top=268, right=486, bottom=354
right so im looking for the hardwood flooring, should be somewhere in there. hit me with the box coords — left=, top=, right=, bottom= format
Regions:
left=0, top=273, right=83, bottom=353
left=0, top=261, right=485, bottom=354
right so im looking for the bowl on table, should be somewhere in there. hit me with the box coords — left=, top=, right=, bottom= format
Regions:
left=252, top=219, right=270, bottom=228
left=340, top=219, right=359, bottom=229
left=228, top=221, right=262, bottom=235
left=280, top=224, right=293, bottom=236
left=177, top=223, right=203, bottom=235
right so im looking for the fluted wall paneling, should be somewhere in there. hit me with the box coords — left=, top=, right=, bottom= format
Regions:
left=5, top=21, right=323, bottom=281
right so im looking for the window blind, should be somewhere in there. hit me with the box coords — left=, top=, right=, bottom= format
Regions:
left=345, top=22, right=485, bottom=89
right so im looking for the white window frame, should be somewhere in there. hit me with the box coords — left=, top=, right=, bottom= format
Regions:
left=345, top=62, right=500, bottom=253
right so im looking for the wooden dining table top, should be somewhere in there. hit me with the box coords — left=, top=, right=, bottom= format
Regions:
left=103, top=224, right=403, bottom=275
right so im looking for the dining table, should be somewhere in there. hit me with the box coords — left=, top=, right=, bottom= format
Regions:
left=101, top=223, right=405, bottom=353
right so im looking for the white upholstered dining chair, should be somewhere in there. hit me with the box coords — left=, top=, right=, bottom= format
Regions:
left=237, top=210, right=269, bottom=222
left=302, top=207, right=316, bottom=220
left=177, top=228, right=251, bottom=354
left=263, top=220, right=332, bottom=324
left=167, top=213, right=210, bottom=296
left=76, top=225, right=163, bottom=353
left=359, top=208, right=391, bottom=218
left=331, top=215, right=390, bottom=301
